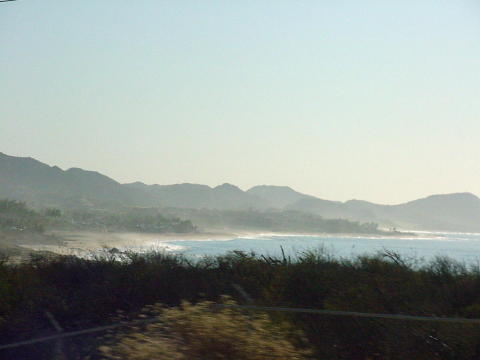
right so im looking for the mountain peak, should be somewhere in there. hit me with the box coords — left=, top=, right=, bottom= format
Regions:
left=3, top=151, right=480, bottom=231
left=428, top=192, right=478, bottom=200
left=248, top=185, right=296, bottom=193
left=247, top=185, right=310, bottom=209
left=408, top=192, right=480, bottom=206
left=123, top=181, right=147, bottom=188
left=213, top=183, right=243, bottom=192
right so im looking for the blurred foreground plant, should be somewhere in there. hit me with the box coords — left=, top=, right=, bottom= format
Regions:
left=99, top=297, right=312, bottom=360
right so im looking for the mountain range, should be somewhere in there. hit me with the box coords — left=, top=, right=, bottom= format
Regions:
left=1, top=152, right=479, bottom=232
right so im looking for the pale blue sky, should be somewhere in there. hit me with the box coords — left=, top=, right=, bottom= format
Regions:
left=1, top=0, right=480, bottom=204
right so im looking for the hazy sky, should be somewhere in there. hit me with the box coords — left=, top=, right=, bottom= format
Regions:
left=1, top=1, right=480, bottom=204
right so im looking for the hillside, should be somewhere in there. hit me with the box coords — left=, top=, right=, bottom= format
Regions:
left=2, top=152, right=480, bottom=231
left=0, top=153, right=266, bottom=210
left=246, top=185, right=312, bottom=208
left=288, top=192, right=480, bottom=232
left=163, top=208, right=381, bottom=234
left=0, top=152, right=134, bottom=208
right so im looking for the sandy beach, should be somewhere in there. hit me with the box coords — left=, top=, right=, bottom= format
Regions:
left=14, top=230, right=240, bottom=255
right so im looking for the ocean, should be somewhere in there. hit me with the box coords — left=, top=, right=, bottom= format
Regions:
left=21, top=231, right=480, bottom=266
left=138, top=231, right=480, bottom=265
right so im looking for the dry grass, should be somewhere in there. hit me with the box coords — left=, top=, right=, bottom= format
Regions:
left=99, top=298, right=312, bottom=360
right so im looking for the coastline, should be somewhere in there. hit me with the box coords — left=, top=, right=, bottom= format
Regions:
left=21, top=229, right=416, bottom=252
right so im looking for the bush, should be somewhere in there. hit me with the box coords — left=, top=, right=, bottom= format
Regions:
left=99, top=298, right=312, bottom=360
left=0, top=199, right=46, bottom=232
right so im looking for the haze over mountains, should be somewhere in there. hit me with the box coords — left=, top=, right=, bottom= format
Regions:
left=1, top=152, right=479, bottom=232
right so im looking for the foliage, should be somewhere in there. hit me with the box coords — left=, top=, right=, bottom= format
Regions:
left=166, top=208, right=382, bottom=234
left=99, top=298, right=312, bottom=360
left=0, top=199, right=46, bottom=232
left=0, top=198, right=384, bottom=235
left=44, top=208, right=62, bottom=218
left=62, top=207, right=197, bottom=233
left=3, top=251, right=480, bottom=359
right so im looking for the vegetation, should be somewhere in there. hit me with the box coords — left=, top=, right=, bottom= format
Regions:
left=62, top=207, right=384, bottom=235
left=2, top=250, right=480, bottom=359
left=0, top=199, right=195, bottom=234
left=100, top=298, right=311, bottom=360
left=62, top=207, right=196, bottom=233
left=165, top=208, right=382, bottom=234
left=43, top=208, right=62, bottom=218
left=0, top=199, right=47, bottom=233
left=0, top=198, right=387, bottom=236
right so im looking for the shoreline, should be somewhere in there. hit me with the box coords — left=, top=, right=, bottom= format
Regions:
left=7, top=229, right=451, bottom=260
left=17, top=229, right=420, bottom=253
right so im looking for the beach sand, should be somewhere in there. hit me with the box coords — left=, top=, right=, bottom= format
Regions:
left=14, top=230, right=240, bottom=255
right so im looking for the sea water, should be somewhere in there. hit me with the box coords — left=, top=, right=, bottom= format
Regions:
left=21, top=231, right=480, bottom=266
left=156, top=231, right=480, bottom=265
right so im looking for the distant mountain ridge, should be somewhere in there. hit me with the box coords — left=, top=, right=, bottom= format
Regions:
left=1, top=152, right=480, bottom=232
left=247, top=185, right=313, bottom=208
left=123, top=181, right=266, bottom=210
left=0, top=152, right=132, bottom=207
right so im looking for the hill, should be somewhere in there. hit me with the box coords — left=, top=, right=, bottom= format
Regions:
left=246, top=185, right=312, bottom=208
left=0, top=153, right=266, bottom=210
left=123, top=182, right=267, bottom=209
left=0, top=152, right=134, bottom=208
left=2, top=152, right=480, bottom=231
left=287, top=192, right=480, bottom=232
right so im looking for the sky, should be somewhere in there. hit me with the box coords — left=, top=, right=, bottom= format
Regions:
left=1, top=0, right=480, bottom=204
